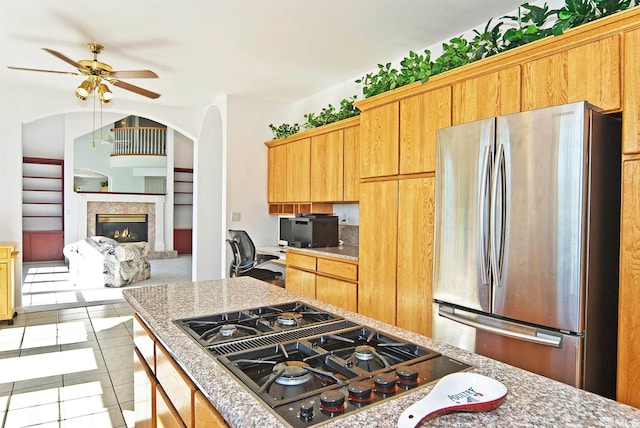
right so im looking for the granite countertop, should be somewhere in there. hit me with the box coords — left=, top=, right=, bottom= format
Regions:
left=287, top=245, right=359, bottom=261
left=123, top=278, right=640, bottom=427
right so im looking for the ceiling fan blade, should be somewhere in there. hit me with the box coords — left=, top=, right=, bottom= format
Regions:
left=8, top=66, right=80, bottom=76
left=42, top=48, right=91, bottom=72
left=110, top=70, right=158, bottom=79
left=111, top=80, right=161, bottom=99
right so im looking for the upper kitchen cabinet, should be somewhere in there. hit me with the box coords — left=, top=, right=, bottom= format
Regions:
left=343, top=124, right=360, bottom=201
left=522, top=35, right=620, bottom=112
left=286, top=138, right=311, bottom=202
left=624, top=29, right=640, bottom=155
left=360, top=102, right=400, bottom=178
left=267, top=144, right=287, bottom=203
left=400, top=86, right=452, bottom=174
left=311, top=130, right=343, bottom=202
left=452, top=65, right=521, bottom=125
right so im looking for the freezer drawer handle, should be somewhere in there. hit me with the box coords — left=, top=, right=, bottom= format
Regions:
left=439, top=308, right=562, bottom=348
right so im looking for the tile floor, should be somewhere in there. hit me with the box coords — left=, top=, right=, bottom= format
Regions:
left=0, top=303, right=136, bottom=428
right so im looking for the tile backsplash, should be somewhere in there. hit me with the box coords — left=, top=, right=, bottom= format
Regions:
left=339, top=225, right=359, bottom=247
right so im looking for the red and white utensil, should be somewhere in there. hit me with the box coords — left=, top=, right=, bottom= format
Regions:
left=397, top=372, right=507, bottom=428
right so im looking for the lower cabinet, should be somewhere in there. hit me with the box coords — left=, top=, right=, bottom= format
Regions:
left=285, top=250, right=358, bottom=312
left=133, top=314, right=228, bottom=428
left=0, top=243, right=17, bottom=325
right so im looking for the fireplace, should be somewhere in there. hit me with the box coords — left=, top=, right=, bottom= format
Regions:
left=96, top=214, right=148, bottom=243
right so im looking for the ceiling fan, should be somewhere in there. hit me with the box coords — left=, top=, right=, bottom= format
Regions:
left=8, top=43, right=160, bottom=102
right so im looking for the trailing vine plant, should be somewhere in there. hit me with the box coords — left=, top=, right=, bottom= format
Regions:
left=269, top=0, right=637, bottom=139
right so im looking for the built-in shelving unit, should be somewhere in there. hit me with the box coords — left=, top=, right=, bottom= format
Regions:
left=22, top=157, right=65, bottom=261
left=173, top=168, right=193, bottom=254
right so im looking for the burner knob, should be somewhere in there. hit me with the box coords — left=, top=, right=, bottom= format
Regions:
left=319, top=390, right=346, bottom=414
left=396, top=366, right=420, bottom=387
left=373, top=372, right=397, bottom=394
left=299, top=401, right=314, bottom=421
left=348, top=380, right=374, bottom=403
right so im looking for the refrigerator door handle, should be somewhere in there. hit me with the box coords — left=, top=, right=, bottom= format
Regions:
left=490, top=143, right=505, bottom=287
left=479, top=144, right=491, bottom=285
left=438, top=305, right=563, bottom=348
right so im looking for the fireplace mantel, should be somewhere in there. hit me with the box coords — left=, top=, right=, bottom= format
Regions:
left=77, top=193, right=165, bottom=251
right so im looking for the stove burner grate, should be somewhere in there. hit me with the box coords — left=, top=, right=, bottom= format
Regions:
left=208, top=319, right=356, bottom=355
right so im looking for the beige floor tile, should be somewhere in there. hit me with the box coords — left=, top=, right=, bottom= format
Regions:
left=60, top=340, right=101, bottom=352
left=94, top=325, right=131, bottom=340
left=8, top=384, right=60, bottom=409
left=107, top=367, right=133, bottom=387
left=0, top=341, right=22, bottom=353
left=3, top=401, right=61, bottom=427
left=120, top=399, right=135, bottom=428
left=60, top=390, right=119, bottom=419
left=62, top=366, right=109, bottom=383
left=100, top=343, right=133, bottom=359
left=97, top=335, right=134, bottom=350
left=19, top=344, right=63, bottom=356
left=13, top=375, right=63, bottom=392
left=113, top=382, right=134, bottom=404
left=104, top=354, right=133, bottom=373
left=60, top=403, right=125, bottom=428
left=0, top=382, right=13, bottom=394
left=60, top=376, right=114, bottom=402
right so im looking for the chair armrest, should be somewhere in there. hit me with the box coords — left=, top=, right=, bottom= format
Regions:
left=257, top=254, right=279, bottom=264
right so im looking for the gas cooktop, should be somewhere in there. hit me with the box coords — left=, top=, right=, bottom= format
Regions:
left=174, top=302, right=471, bottom=427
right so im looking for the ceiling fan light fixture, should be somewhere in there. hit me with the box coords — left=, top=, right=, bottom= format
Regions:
left=98, top=83, right=113, bottom=103
left=76, top=79, right=93, bottom=98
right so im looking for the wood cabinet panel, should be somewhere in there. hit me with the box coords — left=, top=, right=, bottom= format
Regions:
left=316, top=276, right=357, bottom=313
left=267, top=144, right=287, bottom=202
left=400, top=86, right=452, bottom=174
left=343, top=125, right=361, bottom=201
left=194, top=390, right=228, bottom=427
left=286, top=139, right=311, bottom=202
left=396, top=177, right=435, bottom=337
left=617, top=159, right=640, bottom=407
left=285, top=266, right=316, bottom=298
left=133, top=314, right=156, bottom=373
left=316, top=258, right=358, bottom=281
left=156, top=343, right=195, bottom=427
left=22, top=230, right=63, bottom=262
left=0, top=243, right=16, bottom=323
left=311, top=130, right=344, bottom=201
left=523, top=35, right=620, bottom=112
left=623, top=29, right=640, bottom=155
left=358, top=181, right=398, bottom=325
left=286, top=251, right=317, bottom=271
left=156, top=383, right=185, bottom=428
left=360, top=102, right=399, bottom=178
left=452, top=66, right=521, bottom=125
left=134, top=347, right=155, bottom=428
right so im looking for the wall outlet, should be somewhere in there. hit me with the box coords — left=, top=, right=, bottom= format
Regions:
left=231, top=211, right=241, bottom=221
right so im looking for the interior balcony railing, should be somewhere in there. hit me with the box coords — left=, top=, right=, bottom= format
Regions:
left=111, top=126, right=166, bottom=156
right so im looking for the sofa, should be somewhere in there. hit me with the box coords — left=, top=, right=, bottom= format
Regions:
left=63, top=236, right=151, bottom=288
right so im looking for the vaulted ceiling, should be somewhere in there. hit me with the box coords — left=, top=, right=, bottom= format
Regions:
left=1, top=0, right=525, bottom=109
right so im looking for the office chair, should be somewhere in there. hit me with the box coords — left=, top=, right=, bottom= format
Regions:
left=226, top=230, right=283, bottom=282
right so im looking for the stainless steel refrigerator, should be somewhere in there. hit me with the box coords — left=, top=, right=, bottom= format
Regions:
left=432, top=101, right=621, bottom=399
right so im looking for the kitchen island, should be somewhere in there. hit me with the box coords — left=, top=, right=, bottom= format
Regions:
left=123, top=278, right=640, bottom=427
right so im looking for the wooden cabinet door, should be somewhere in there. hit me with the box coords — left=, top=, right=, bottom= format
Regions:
left=156, top=343, right=195, bottom=427
left=396, top=177, right=435, bottom=337
left=134, top=347, right=155, bottom=428
left=358, top=180, right=398, bottom=325
left=343, top=125, right=360, bottom=201
left=452, top=65, right=521, bottom=125
left=360, top=102, right=399, bottom=178
left=286, top=139, right=311, bottom=202
left=623, top=29, right=640, bottom=155
left=400, top=86, right=452, bottom=174
left=316, top=276, right=357, bottom=312
left=523, top=35, right=620, bottom=112
left=194, top=390, right=228, bottom=427
left=156, top=384, right=185, bottom=428
left=0, top=262, right=8, bottom=321
left=267, top=144, right=287, bottom=202
left=311, top=130, right=343, bottom=201
left=285, top=266, right=316, bottom=299
left=617, top=159, right=640, bottom=407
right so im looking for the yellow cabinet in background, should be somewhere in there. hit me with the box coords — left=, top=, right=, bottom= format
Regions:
left=0, top=243, right=17, bottom=325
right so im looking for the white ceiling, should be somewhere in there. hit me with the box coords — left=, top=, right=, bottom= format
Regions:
left=1, top=0, right=526, bottom=110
